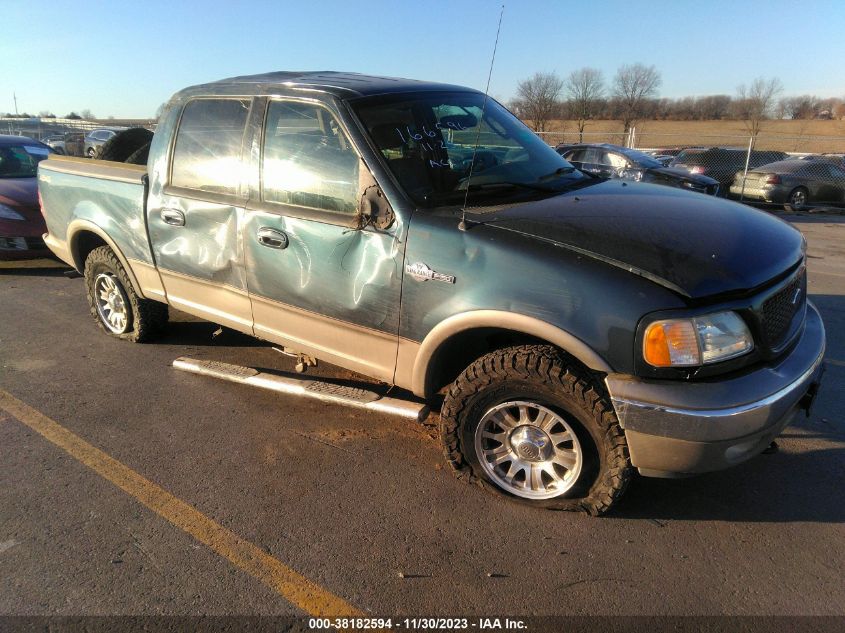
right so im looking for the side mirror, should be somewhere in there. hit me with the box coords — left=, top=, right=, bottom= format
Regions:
left=358, top=173, right=395, bottom=231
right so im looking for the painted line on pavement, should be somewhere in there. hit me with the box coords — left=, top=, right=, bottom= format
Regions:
left=0, top=388, right=362, bottom=617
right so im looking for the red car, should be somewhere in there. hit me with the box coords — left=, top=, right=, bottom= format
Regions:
left=0, top=135, right=53, bottom=260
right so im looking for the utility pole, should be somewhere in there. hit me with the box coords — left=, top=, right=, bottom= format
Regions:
left=13, top=92, right=19, bottom=115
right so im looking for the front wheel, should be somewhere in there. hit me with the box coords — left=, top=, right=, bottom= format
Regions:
left=84, top=246, right=168, bottom=342
left=439, top=345, right=632, bottom=515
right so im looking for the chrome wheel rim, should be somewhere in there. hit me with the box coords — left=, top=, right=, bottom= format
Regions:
left=474, top=401, right=583, bottom=499
left=791, top=190, right=807, bottom=209
left=94, top=273, right=130, bottom=334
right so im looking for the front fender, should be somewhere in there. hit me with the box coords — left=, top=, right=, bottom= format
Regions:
left=410, top=309, right=613, bottom=397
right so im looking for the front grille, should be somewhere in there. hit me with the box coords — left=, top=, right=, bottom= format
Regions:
left=758, top=267, right=806, bottom=349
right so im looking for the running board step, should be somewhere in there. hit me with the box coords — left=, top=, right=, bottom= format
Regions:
left=172, top=357, right=429, bottom=421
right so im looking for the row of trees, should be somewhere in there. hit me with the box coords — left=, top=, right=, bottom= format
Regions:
left=1, top=109, right=97, bottom=120
left=511, top=66, right=845, bottom=140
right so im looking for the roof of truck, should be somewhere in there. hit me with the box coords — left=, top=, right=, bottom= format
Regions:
left=173, top=71, right=480, bottom=101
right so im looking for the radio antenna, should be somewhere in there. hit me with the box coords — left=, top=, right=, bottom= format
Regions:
left=459, top=4, right=505, bottom=231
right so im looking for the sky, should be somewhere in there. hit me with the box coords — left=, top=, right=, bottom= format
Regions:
left=2, top=0, right=844, bottom=119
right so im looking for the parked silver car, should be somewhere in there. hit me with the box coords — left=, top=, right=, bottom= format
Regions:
left=41, top=134, right=67, bottom=154
left=730, top=159, right=845, bottom=211
left=83, top=129, right=119, bottom=157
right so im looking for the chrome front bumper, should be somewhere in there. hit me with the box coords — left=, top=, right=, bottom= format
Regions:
left=605, top=302, right=826, bottom=477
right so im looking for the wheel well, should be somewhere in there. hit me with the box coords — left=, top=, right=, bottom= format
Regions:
left=72, top=231, right=108, bottom=271
left=424, top=328, right=599, bottom=396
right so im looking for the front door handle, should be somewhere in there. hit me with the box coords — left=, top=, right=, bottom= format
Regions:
left=257, top=227, right=288, bottom=250
left=160, top=208, right=185, bottom=226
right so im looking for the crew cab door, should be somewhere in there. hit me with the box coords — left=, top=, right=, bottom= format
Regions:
left=146, top=97, right=254, bottom=334
left=242, top=97, right=404, bottom=382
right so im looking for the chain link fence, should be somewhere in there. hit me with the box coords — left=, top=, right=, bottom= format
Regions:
left=2, top=118, right=156, bottom=157
left=537, top=128, right=845, bottom=212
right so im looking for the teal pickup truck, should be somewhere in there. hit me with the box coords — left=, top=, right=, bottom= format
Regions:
left=38, top=72, right=825, bottom=515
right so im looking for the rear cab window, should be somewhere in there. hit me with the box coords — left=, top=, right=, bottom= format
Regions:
left=170, top=98, right=251, bottom=197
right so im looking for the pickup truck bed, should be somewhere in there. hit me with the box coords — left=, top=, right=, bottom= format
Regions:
left=40, top=156, right=165, bottom=302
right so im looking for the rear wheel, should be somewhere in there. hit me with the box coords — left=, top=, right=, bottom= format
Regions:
left=439, top=345, right=632, bottom=515
left=784, top=187, right=810, bottom=212
left=83, top=246, right=167, bottom=342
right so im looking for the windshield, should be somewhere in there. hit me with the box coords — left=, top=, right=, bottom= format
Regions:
left=0, top=143, right=51, bottom=178
left=353, top=92, right=588, bottom=207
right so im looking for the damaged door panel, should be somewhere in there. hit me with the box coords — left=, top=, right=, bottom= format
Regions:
left=145, top=97, right=254, bottom=333
left=242, top=98, right=403, bottom=382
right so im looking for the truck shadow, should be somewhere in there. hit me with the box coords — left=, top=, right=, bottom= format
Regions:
left=613, top=445, right=845, bottom=523
left=158, top=321, right=270, bottom=348
left=0, top=268, right=69, bottom=278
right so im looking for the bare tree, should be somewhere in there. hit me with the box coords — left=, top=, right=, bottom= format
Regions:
left=778, top=95, right=820, bottom=120
left=612, top=64, right=661, bottom=135
left=565, top=68, right=604, bottom=142
left=735, top=77, right=783, bottom=137
left=695, top=95, right=732, bottom=120
left=80, top=108, right=96, bottom=120
left=516, top=72, right=564, bottom=133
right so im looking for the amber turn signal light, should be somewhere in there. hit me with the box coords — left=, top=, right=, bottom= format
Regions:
left=643, top=320, right=700, bottom=367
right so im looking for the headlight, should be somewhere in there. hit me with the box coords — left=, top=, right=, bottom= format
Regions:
left=643, top=311, right=753, bottom=367
left=0, top=204, right=25, bottom=221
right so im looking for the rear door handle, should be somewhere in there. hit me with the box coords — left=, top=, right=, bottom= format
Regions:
left=257, top=227, right=288, bottom=249
left=160, top=208, right=185, bottom=226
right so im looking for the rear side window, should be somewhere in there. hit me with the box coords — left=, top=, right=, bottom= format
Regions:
left=171, top=98, right=250, bottom=196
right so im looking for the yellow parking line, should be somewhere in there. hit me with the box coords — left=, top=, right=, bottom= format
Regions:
left=0, top=389, right=362, bottom=617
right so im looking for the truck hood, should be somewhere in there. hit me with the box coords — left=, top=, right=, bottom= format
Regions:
left=473, top=180, right=804, bottom=299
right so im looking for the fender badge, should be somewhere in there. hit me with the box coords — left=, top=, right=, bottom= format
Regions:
left=406, top=262, right=455, bottom=284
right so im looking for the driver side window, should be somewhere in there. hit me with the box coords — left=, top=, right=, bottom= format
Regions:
left=262, top=101, right=359, bottom=214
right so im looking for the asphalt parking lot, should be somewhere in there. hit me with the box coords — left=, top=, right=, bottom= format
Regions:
left=0, top=215, right=843, bottom=621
